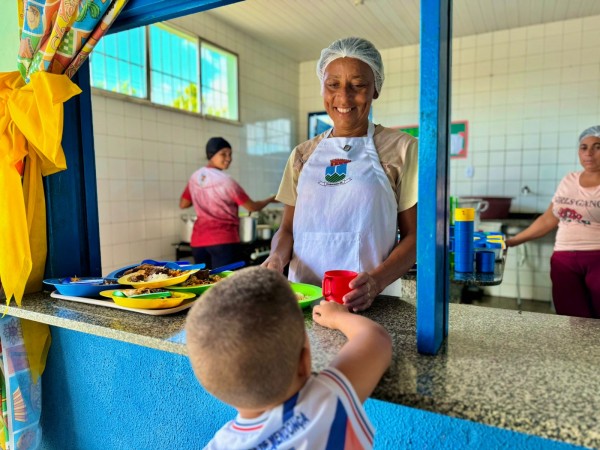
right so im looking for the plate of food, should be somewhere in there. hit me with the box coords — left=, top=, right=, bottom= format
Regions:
left=43, top=277, right=122, bottom=297
left=117, top=264, right=199, bottom=289
left=100, top=289, right=196, bottom=309
left=105, top=260, right=195, bottom=281
left=167, top=270, right=233, bottom=295
left=290, top=282, right=323, bottom=309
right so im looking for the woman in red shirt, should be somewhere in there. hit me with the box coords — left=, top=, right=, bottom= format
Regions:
left=180, top=137, right=276, bottom=268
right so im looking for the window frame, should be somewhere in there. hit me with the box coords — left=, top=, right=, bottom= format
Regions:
left=199, top=38, right=240, bottom=122
left=90, top=25, right=149, bottom=99
left=90, top=22, right=241, bottom=124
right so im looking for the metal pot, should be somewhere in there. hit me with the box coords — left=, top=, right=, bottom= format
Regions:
left=457, top=198, right=489, bottom=229
left=180, top=214, right=197, bottom=243
left=239, top=215, right=257, bottom=243
left=256, top=224, right=273, bottom=240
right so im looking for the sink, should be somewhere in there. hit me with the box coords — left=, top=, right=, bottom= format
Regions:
left=504, top=224, right=527, bottom=236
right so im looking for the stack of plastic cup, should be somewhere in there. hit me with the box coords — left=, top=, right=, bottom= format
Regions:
left=485, top=241, right=503, bottom=261
left=454, top=208, right=475, bottom=272
left=476, top=251, right=495, bottom=273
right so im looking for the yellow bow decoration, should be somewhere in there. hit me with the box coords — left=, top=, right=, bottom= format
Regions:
left=0, top=70, right=81, bottom=306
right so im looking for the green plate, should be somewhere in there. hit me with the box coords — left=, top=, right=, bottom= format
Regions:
left=168, top=273, right=321, bottom=308
left=290, top=282, right=323, bottom=309
left=167, top=271, right=234, bottom=295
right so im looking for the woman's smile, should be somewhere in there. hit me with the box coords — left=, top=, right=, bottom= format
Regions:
left=322, top=57, right=377, bottom=137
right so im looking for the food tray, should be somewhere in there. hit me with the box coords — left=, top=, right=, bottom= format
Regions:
left=167, top=271, right=234, bottom=295
left=50, top=291, right=196, bottom=316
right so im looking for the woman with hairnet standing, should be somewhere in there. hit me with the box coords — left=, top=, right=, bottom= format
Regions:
left=507, top=126, right=600, bottom=318
left=263, top=37, right=418, bottom=312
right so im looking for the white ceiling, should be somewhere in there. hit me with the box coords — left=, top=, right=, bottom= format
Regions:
left=207, top=0, right=600, bottom=62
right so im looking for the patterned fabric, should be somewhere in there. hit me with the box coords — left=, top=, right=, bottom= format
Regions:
left=0, top=317, right=46, bottom=450
left=17, top=0, right=130, bottom=82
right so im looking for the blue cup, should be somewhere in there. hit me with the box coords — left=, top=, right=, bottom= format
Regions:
left=476, top=251, right=495, bottom=273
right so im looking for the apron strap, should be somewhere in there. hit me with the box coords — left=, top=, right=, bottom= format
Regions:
left=327, top=121, right=375, bottom=139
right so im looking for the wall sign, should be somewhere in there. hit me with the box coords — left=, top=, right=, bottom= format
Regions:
left=395, top=120, right=468, bottom=159
left=308, top=108, right=374, bottom=140
left=307, top=111, right=333, bottom=139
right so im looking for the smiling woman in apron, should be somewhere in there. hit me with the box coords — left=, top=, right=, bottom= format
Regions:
left=263, top=37, right=418, bottom=312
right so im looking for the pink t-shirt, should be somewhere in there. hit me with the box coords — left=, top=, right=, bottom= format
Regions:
left=182, top=167, right=250, bottom=247
left=552, top=171, right=600, bottom=251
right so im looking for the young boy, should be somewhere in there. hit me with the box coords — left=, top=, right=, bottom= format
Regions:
left=185, top=266, right=392, bottom=449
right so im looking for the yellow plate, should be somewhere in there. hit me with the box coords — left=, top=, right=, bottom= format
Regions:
left=117, top=269, right=199, bottom=289
left=100, top=290, right=196, bottom=309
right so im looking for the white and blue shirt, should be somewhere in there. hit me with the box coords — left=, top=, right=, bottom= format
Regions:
left=205, top=367, right=375, bottom=450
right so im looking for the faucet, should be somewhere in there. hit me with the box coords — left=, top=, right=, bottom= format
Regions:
left=520, top=185, right=532, bottom=196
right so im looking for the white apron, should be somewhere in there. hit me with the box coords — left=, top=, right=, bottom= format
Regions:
left=289, top=122, right=398, bottom=286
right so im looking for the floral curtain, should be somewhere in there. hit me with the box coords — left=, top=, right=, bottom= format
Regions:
left=0, top=1, right=129, bottom=448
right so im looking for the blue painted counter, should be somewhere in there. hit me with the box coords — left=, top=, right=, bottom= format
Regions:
left=5, top=293, right=596, bottom=449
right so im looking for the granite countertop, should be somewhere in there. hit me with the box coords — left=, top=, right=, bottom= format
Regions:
left=5, top=292, right=600, bottom=448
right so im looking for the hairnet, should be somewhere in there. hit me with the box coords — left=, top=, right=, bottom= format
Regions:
left=579, top=126, right=600, bottom=143
left=316, top=37, right=384, bottom=95
left=206, top=137, right=231, bottom=160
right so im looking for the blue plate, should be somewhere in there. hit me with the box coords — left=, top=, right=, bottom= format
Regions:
left=43, top=277, right=123, bottom=297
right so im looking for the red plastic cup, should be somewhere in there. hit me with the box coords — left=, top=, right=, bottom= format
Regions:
left=322, top=270, right=358, bottom=304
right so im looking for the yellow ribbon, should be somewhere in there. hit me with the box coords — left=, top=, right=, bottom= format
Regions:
left=0, top=71, right=80, bottom=379
left=0, top=70, right=81, bottom=304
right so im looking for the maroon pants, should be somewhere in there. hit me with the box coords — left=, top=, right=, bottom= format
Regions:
left=550, top=250, right=600, bottom=318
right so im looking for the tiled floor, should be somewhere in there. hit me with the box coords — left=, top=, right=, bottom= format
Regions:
left=463, top=295, right=555, bottom=314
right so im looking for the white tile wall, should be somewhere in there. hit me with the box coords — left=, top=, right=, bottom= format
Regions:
left=93, top=13, right=299, bottom=274
left=95, top=12, right=600, bottom=302
left=297, top=15, right=600, bottom=302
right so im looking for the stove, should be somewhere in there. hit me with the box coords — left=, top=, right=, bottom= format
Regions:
left=173, top=239, right=272, bottom=267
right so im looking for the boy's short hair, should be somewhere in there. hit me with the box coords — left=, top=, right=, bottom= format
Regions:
left=185, top=267, right=306, bottom=409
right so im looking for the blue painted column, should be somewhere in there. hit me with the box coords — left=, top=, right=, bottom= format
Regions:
left=417, top=0, right=452, bottom=354
left=44, top=62, right=102, bottom=278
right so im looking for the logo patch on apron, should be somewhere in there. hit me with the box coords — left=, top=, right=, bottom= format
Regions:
left=319, top=159, right=352, bottom=186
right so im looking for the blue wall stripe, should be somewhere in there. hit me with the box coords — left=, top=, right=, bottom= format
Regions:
left=40, top=327, right=584, bottom=449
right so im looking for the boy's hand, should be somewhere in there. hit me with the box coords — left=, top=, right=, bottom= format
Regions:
left=312, top=300, right=350, bottom=329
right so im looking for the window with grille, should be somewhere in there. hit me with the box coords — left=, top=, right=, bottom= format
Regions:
left=90, top=26, right=147, bottom=98
left=90, top=23, right=239, bottom=121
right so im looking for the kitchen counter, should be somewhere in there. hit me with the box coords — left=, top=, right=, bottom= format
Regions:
left=7, top=291, right=599, bottom=448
